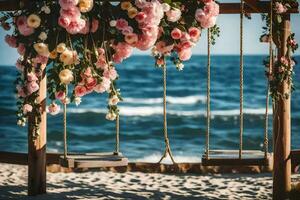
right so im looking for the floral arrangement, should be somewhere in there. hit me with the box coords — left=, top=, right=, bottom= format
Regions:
left=152, top=0, right=220, bottom=70
left=261, top=0, right=298, bottom=100
left=1, top=0, right=164, bottom=138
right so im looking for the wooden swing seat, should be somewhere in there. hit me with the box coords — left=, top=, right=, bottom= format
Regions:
left=59, top=152, right=128, bottom=169
left=202, top=150, right=272, bottom=166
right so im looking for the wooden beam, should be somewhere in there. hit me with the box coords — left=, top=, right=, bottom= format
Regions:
left=273, top=14, right=292, bottom=200
left=0, top=0, right=298, bottom=13
left=27, top=64, right=47, bottom=196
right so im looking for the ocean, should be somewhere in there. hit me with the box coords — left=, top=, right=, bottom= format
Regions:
left=0, top=55, right=299, bottom=162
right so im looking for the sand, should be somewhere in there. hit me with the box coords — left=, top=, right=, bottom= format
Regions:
left=0, top=163, right=299, bottom=200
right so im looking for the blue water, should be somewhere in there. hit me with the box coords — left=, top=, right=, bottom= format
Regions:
left=0, top=55, right=299, bottom=162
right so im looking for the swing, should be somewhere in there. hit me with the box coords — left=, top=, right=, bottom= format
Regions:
left=202, top=0, right=272, bottom=166
left=59, top=88, right=128, bottom=169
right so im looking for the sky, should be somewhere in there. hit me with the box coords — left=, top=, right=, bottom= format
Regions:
left=0, top=10, right=299, bottom=65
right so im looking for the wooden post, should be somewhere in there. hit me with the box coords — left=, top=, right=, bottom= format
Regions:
left=273, top=14, right=291, bottom=200
left=28, top=64, right=47, bottom=196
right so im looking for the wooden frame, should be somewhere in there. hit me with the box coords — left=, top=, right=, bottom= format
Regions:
left=0, top=0, right=298, bottom=199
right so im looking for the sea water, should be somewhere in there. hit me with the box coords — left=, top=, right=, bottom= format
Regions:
left=0, top=55, right=299, bottom=162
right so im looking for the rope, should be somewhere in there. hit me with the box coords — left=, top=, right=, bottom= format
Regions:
left=63, top=85, right=68, bottom=159
left=115, top=115, right=120, bottom=154
left=264, top=0, right=273, bottom=159
left=158, top=64, right=176, bottom=164
left=239, top=0, right=244, bottom=159
left=206, top=28, right=211, bottom=159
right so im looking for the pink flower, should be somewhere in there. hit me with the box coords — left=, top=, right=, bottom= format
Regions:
left=178, top=40, right=193, bottom=50
left=156, top=41, right=174, bottom=54
left=125, top=33, right=138, bottom=45
left=74, top=85, right=87, bottom=97
left=195, top=1, right=219, bottom=29
left=23, top=104, right=33, bottom=114
left=16, top=16, right=34, bottom=36
left=189, top=27, right=201, bottom=42
left=122, top=26, right=134, bottom=35
left=17, top=44, right=26, bottom=55
left=113, top=42, right=133, bottom=62
left=55, top=91, right=66, bottom=101
left=79, top=20, right=90, bottom=34
left=95, top=58, right=108, bottom=70
left=85, top=77, right=97, bottom=90
left=58, top=16, right=71, bottom=28
left=83, top=67, right=92, bottom=78
left=16, top=16, right=27, bottom=27
left=135, top=28, right=159, bottom=50
left=16, top=60, right=24, bottom=72
left=156, top=58, right=165, bottom=66
left=5, top=35, right=17, bottom=48
left=166, top=8, right=181, bottom=22
left=135, top=12, right=147, bottom=23
left=112, top=54, right=123, bottom=64
left=91, top=19, right=99, bottom=33
left=203, top=1, right=219, bottom=17
left=59, top=0, right=79, bottom=10
left=60, top=7, right=81, bottom=21
left=94, top=77, right=111, bottom=93
left=27, top=81, right=39, bottom=95
left=178, top=48, right=192, bottom=61
left=32, top=55, right=49, bottom=65
left=27, top=73, right=38, bottom=82
left=16, top=85, right=26, bottom=98
left=103, top=68, right=118, bottom=80
left=275, top=2, right=287, bottom=14
left=66, top=18, right=86, bottom=34
left=171, top=28, right=182, bottom=40
left=202, top=0, right=213, bottom=3
left=116, top=18, right=128, bottom=30
left=97, top=48, right=105, bottom=55
left=48, top=102, right=61, bottom=115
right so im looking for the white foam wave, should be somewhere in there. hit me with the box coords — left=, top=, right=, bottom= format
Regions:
left=67, top=107, right=272, bottom=117
left=124, top=95, right=206, bottom=105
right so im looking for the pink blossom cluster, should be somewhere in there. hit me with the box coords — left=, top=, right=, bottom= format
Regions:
left=195, top=0, right=219, bottom=29
left=58, top=0, right=97, bottom=34
left=16, top=16, right=34, bottom=36
left=111, top=42, right=133, bottom=64
left=275, top=2, right=287, bottom=14
left=16, top=72, right=40, bottom=99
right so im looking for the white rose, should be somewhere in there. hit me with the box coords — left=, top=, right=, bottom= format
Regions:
left=109, top=20, right=117, bottom=27
left=108, top=95, right=119, bottom=106
left=59, top=49, right=74, bottom=65
left=56, top=43, right=66, bottom=53
left=162, top=3, right=170, bottom=12
left=38, top=32, right=47, bottom=41
left=59, top=69, right=74, bottom=85
left=106, top=112, right=117, bottom=121
left=27, top=14, right=41, bottom=28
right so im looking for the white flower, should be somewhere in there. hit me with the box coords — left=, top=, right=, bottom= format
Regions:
left=33, top=42, right=49, bottom=57
left=74, top=97, right=82, bottom=106
left=162, top=3, right=170, bottom=12
left=59, top=49, right=76, bottom=65
left=109, top=20, right=117, bottom=27
left=108, top=95, right=119, bottom=106
left=56, top=43, right=66, bottom=53
left=59, top=69, right=74, bottom=85
left=38, top=32, right=47, bottom=41
left=41, top=6, right=51, bottom=14
left=176, top=63, right=184, bottom=71
left=27, top=14, right=41, bottom=28
left=106, top=112, right=117, bottom=121
left=17, top=120, right=22, bottom=126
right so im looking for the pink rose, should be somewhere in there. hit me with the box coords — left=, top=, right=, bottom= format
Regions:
left=201, top=16, right=217, bottom=29
left=171, top=28, right=182, bottom=40
left=166, top=8, right=181, bottom=22
left=91, top=19, right=99, bottom=33
left=135, top=29, right=158, bottom=50
left=125, top=33, right=138, bottom=45
left=103, top=68, right=118, bottom=80
left=16, top=16, right=34, bottom=36
left=95, top=58, right=108, bottom=70
left=188, top=27, right=201, bottom=42
left=16, top=60, right=24, bottom=72
left=32, top=55, right=49, bottom=65
left=83, top=67, right=92, bottom=78
left=112, top=54, right=123, bottom=64
left=16, top=85, right=26, bottom=98
left=79, top=20, right=90, bottom=34
left=74, top=85, right=87, bottom=97
left=60, top=7, right=81, bottom=21
left=275, top=2, right=287, bottom=14
left=203, top=1, right=219, bottom=17
left=113, top=42, right=133, bottom=61
left=59, top=0, right=79, bottom=10
left=178, top=40, right=193, bottom=50
left=55, top=91, right=66, bottom=101
left=23, top=104, right=33, bottom=114
left=178, top=48, right=192, bottom=61
left=27, top=73, right=38, bottom=82
left=27, top=81, right=39, bottom=95
left=156, top=41, right=174, bottom=54
left=116, top=18, right=128, bottom=30
left=135, top=12, right=147, bottom=23
left=5, top=35, right=17, bottom=48
left=48, top=102, right=61, bottom=115
left=85, top=77, right=97, bottom=90
left=58, top=16, right=71, bottom=28
left=16, top=16, right=27, bottom=27
left=94, top=77, right=111, bottom=93
left=97, top=48, right=105, bottom=55
left=17, top=43, right=26, bottom=55
left=66, top=18, right=86, bottom=34
left=122, top=26, right=134, bottom=35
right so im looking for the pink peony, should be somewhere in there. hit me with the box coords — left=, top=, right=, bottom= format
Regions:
left=27, top=81, right=39, bottom=95
left=74, top=85, right=87, bottom=97
left=17, top=44, right=26, bottom=55
left=66, top=18, right=86, bottom=34
left=91, top=19, right=99, bottom=33
left=23, top=104, right=33, bottom=114
left=189, top=27, right=201, bottom=42
left=59, top=0, right=79, bottom=10
left=5, top=35, right=17, bottom=48
left=48, top=102, right=61, bottom=115
left=103, top=68, right=118, bottom=80
left=116, top=18, right=128, bottom=30
left=178, top=48, right=192, bottom=61
left=171, top=28, right=182, bottom=40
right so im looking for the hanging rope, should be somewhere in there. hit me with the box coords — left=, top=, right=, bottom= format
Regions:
left=63, top=85, right=68, bottom=159
left=264, top=0, right=273, bottom=159
left=115, top=115, right=120, bottom=154
left=206, top=28, right=211, bottom=159
left=158, top=64, right=176, bottom=164
left=239, top=0, right=244, bottom=159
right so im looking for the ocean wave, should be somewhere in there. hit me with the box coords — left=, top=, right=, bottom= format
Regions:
left=67, top=107, right=272, bottom=117
left=124, top=95, right=206, bottom=105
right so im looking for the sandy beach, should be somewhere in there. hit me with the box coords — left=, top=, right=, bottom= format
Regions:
left=0, top=163, right=298, bottom=200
